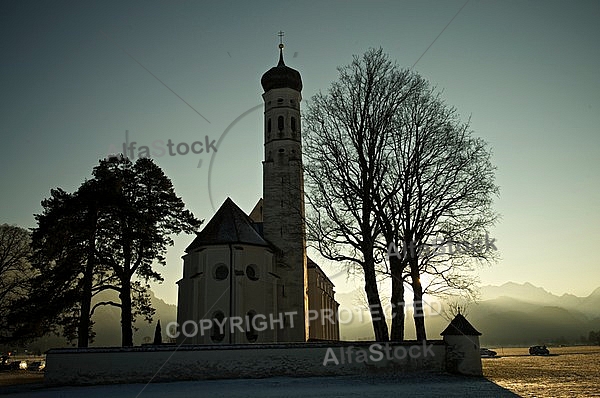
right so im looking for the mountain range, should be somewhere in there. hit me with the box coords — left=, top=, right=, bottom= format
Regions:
left=337, top=282, right=600, bottom=346
left=15, top=282, right=600, bottom=352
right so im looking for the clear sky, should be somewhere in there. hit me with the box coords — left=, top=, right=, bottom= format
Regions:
left=1, top=0, right=598, bottom=305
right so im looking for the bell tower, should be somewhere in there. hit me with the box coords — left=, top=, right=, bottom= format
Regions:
left=260, top=35, right=307, bottom=342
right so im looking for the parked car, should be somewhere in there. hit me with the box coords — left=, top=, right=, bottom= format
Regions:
left=0, top=355, right=11, bottom=371
left=3, top=360, right=26, bottom=370
left=28, top=360, right=45, bottom=371
left=480, top=348, right=497, bottom=357
left=529, top=345, right=550, bottom=355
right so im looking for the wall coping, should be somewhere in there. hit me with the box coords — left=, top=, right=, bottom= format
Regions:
left=46, top=340, right=446, bottom=354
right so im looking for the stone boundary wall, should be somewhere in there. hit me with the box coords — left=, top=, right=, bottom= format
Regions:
left=45, top=341, right=446, bottom=386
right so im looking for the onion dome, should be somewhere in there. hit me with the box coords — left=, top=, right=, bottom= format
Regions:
left=261, top=44, right=302, bottom=92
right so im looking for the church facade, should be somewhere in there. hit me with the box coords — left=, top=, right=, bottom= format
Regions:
left=176, top=43, right=339, bottom=344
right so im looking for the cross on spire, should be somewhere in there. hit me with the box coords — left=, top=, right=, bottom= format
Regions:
left=276, top=31, right=286, bottom=66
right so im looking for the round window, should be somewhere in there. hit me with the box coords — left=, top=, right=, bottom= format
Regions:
left=246, top=265, right=259, bottom=281
left=213, top=264, right=229, bottom=280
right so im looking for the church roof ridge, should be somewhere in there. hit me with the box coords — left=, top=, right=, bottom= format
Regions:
left=186, top=197, right=271, bottom=251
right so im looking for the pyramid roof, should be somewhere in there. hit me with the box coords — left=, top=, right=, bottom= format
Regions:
left=186, top=197, right=270, bottom=252
left=440, top=313, right=482, bottom=336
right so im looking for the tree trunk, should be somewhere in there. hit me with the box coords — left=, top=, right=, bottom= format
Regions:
left=77, top=214, right=97, bottom=348
left=389, top=255, right=405, bottom=341
left=410, top=258, right=426, bottom=341
left=120, top=278, right=133, bottom=346
left=363, top=265, right=389, bottom=342
left=77, top=260, right=93, bottom=347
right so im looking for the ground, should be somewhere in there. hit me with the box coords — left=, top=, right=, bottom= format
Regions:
left=1, top=346, right=599, bottom=397
left=483, top=345, right=600, bottom=398
left=1, top=373, right=516, bottom=397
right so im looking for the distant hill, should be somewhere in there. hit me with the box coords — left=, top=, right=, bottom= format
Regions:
left=336, top=282, right=600, bottom=346
left=19, top=289, right=176, bottom=353
left=479, top=282, right=600, bottom=318
left=16, top=282, right=600, bottom=352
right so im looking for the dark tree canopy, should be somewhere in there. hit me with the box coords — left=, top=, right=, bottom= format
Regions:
left=91, top=157, right=201, bottom=346
left=13, top=156, right=201, bottom=347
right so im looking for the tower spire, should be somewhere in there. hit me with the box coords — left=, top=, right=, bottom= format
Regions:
left=277, top=30, right=285, bottom=66
left=261, top=31, right=302, bottom=92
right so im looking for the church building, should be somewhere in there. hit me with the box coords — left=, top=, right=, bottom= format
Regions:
left=176, top=41, right=340, bottom=344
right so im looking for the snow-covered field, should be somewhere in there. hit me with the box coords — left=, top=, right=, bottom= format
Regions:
left=483, top=346, right=600, bottom=398
left=2, top=373, right=516, bottom=397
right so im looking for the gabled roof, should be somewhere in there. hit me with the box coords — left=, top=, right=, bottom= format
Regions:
left=186, top=197, right=270, bottom=252
left=440, top=313, right=482, bottom=336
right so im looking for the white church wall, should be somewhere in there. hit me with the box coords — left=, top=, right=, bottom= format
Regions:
left=178, top=244, right=282, bottom=345
left=232, top=245, right=278, bottom=343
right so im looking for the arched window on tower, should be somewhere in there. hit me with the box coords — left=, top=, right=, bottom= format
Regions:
left=267, top=118, right=271, bottom=133
left=278, top=116, right=284, bottom=131
left=291, top=117, right=296, bottom=132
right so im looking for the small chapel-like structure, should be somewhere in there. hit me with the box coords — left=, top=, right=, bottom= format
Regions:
left=176, top=40, right=340, bottom=344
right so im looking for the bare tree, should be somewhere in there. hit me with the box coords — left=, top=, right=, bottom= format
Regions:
left=380, top=76, right=499, bottom=341
left=305, top=48, right=499, bottom=342
left=441, top=298, right=473, bottom=319
left=0, top=224, right=34, bottom=341
left=303, top=48, right=419, bottom=341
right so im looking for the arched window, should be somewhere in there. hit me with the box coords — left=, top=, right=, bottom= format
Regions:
left=211, top=311, right=225, bottom=343
left=267, top=118, right=271, bottom=133
left=246, top=311, right=258, bottom=342
left=291, top=117, right=296, bottom=132
left=278, top=116, right=284, bottom=131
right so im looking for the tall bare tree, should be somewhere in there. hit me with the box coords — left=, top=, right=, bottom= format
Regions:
left=303, top=48, right=420, bottom=341
left=305, top=48, right=499, bottom=342
left=378, top=74, right=499, bottom=341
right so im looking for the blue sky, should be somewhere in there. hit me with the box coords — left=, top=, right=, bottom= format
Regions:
left=1, top=0, right=599, bottom=304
